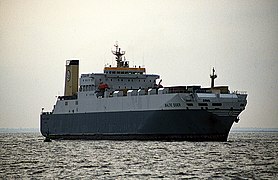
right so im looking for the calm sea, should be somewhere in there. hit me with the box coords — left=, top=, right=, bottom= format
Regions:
left=0, top=131, right=277, bottom=179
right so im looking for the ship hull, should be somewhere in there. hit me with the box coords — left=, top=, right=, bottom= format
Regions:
left=40, top=109, right=236, bottom=141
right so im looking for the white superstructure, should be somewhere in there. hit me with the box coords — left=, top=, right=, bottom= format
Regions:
left=52, top=44, right=247, bottom=122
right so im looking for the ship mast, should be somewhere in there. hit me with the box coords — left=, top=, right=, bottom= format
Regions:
left=112, top=43, right=127, bottom=67
left=210, top=67, right=217, bottom=88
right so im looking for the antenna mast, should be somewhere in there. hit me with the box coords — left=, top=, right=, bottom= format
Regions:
left=210, top=67, right=217, bottom=88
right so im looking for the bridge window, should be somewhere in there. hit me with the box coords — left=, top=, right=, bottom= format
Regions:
left=198, top=103, right=208, bottom=106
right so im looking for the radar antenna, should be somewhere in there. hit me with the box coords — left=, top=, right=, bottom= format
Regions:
left=112, top=43, right=126, bottom=67
left=210, top=67, right=217, bottom=88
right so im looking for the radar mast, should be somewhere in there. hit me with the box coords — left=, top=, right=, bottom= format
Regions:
left=112, top=43, right=128, bottom=68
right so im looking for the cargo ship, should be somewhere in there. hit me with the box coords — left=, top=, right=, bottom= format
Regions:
left=40, top=44, right=247, bottom=141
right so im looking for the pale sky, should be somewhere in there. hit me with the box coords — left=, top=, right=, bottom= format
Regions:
left=0, top=0, right=277, bottom=128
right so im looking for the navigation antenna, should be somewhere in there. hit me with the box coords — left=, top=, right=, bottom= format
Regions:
left=210, top=67, right=217, bottom=88
left=112, top=43, right=125, bottom=67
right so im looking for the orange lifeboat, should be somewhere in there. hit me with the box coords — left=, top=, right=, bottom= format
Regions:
left=98, top=83, right=109, bottom=90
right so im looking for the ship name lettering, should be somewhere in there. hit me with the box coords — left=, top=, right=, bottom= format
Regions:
left=165, top=103, right=181, bottom=108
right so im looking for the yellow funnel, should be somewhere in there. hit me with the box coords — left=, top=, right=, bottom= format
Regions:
left=64, top=60, right=79, bottom=96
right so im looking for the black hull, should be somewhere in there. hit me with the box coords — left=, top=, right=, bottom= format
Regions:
left=40, top=109, right=236, bottom=142
left=46, top=134, right=228, bottom=142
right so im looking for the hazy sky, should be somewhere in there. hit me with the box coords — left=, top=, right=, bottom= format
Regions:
left=1, top=0, right=277, bottom=128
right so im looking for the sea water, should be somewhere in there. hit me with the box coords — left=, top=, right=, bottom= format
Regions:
left=0, top=132, right=277, bottom=179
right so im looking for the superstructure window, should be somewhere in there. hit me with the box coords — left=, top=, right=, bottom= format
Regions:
left=65, top=102, right=68, bottom=106
left=186, top=103, right=193, bottom=106
left=198, top=103, right=208, bottom=106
